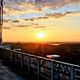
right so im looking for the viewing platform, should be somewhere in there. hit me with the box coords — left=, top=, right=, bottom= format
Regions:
left=0, top=46, right=80, bottom=80
left=0, top=60, right=25, bottom=80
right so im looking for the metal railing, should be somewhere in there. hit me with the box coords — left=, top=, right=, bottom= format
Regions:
left=0, top=47, right=80, bottom=80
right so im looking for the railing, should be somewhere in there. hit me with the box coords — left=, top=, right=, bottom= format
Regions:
left=0, top=47, right=80, bottom=80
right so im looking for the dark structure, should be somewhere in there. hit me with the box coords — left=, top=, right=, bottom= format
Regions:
left=0, top=47, right=80, bottom=80
left=0, top=0, right=3, bottom=44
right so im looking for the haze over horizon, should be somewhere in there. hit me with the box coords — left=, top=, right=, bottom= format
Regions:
left=3, top=0, right=80, bottom=42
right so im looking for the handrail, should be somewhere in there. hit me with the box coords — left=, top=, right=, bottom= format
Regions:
left=0, top=47, right=80, bottom=80
left=2, top=47, right=80, bottom=68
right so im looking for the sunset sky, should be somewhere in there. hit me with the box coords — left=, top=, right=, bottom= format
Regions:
left=3, top=0, right=80, bottom=42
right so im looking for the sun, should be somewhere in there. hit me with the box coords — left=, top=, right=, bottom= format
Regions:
left=37, top=32, right=45, bottom=39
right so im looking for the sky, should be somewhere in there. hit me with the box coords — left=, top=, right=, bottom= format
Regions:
left=2, top=0, right=80, bottom=42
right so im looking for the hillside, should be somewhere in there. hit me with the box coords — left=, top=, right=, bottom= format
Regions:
left=3, top=42, right=80, bottom=65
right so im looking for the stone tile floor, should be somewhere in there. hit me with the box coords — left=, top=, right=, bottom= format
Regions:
left=0, top=60, right=25, bottom=80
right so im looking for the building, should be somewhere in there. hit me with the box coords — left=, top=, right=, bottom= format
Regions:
left=0, top=0, right=3, bottom=44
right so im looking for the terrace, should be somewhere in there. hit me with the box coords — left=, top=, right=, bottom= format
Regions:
left=0, top=46, right=80, bottom=80
left=0, top=0, right=80, bottom=80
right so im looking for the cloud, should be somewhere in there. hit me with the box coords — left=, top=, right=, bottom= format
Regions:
left=70, top=0, right=80, bottom=3
left=3, top=19, right=10, bottom=22
left=34, top=26, right=46, bottom=28
left=15, top=25, right=30, bottom=27
left=42, top=4, right=80, bottom=18
left=4, top=0, right=80, bottom=10
left=3, top=0, right=80, bottom=24
left=12, top=20, right=19, bottom=23
left=47, top=13, right=65, bottom=18
left=3, top=27, right=11, bottom=29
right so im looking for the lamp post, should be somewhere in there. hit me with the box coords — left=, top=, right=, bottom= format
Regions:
left=0, top=0, right=3, bottom=45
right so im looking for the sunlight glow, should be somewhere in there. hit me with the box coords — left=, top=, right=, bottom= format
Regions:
left=37, top=32, right=45, bottom=39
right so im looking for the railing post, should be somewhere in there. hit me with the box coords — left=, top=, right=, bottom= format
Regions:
left=8, top=50, right=11, bottom=61
left=3, top=49, right=6, bottom=59
left=20, top=53, right=23, bottom=68
left=0, top=48, right=2, bottom=57
left=0, top=48, right=3, bottom=58
left=12, top=52, right=15, bottom=63
left=0, top=48, right=1, bottom=57
left=16, top=53, right=18, bottom=65
left=10, top=51, right=13, bottom=62
left=71, top=66, right=74, bottom=80
left=37, top=58, right=40, bottom=77
left=7, top=50, right=10, bottom=61
left=28, top=56, right=30, bottom=72
left=51, top=61, right=54, bottom=80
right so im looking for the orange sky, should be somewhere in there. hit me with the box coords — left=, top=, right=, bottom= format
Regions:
left=2, top=0, right=80, bottom=42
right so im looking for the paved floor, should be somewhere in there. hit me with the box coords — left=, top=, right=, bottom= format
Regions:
left=0, top=60, right=25, bottom=80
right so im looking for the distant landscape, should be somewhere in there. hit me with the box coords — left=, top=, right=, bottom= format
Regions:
left=3, top=42, right=80, bottom=65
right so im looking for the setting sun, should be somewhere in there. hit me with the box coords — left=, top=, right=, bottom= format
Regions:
left=37, top=32, right=45, bottom=39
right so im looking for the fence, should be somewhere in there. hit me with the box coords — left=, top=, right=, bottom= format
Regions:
left=0, top=47, right=80, bottom=80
